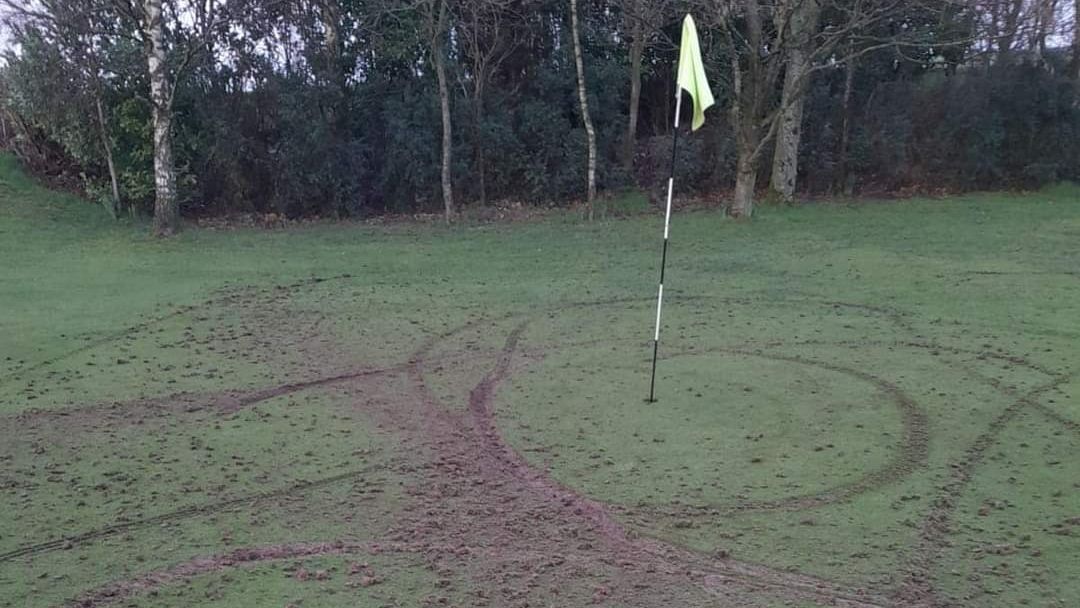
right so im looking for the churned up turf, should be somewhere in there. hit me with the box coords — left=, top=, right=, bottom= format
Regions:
left=1, top=155, right=1078, bottom=607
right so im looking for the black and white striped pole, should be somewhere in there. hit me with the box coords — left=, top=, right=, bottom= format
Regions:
left=648, top=89, right=683, bottom=403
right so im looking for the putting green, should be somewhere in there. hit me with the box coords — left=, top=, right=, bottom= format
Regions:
left=497, top=301, right=909, bottom=509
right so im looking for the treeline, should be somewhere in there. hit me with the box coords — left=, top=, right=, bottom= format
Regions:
left=1, top=0, right=1078, bottom=235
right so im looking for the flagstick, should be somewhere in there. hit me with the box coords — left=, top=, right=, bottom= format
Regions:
left=648, top=90, right=683, bottom=403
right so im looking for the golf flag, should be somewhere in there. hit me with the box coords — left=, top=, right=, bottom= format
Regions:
left=648, top=14, right=713, bottom=402
left=676, top=15, right=714, bottom=131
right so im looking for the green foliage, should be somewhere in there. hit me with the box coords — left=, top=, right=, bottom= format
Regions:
left=593, top=188, right=650, bottom=217
left=1, top=0, right=1078, bottom=217
left=799, top=60, right=1080, bottom=193
left=111, top=97, right=156, bottom=211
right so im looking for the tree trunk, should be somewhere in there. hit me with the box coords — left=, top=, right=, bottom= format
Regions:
left=434, top=0, right=454, bottom=223
left=144, top=0, right=179, bottom=236
left=662, top=71, right=671, bottom=135
left=319, top=1, right=342, bottom=75
left=477, top=128, right=487, bottom=206
left=318, top=0, right=345, bottom=107
left=94, top=95, right=122, bottom=218
left=1030, top=0, right=1058, bottom=67
left=724, top=0, right=768, bottom=218
left=836, top=52, right=857, bottom=195
left=623, top=15, right=646, bottom=171
left=732, top=148, right=757, bottom=219
left=474, top=82, right=488, bottom=206
left=1073, top=0, right=1080, bottom=80
left=570, top=0, right=597, bottom=218
left=768, top=0, right=820, bottom=204
left=768, top=53, right=807, bottom=203
left=998, top=0, right=1024, bottom=63
left=731, top=89, right=759, bottom=218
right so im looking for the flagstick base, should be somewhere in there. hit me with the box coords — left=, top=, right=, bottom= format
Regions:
left=647, top=339, right=660, bottom=403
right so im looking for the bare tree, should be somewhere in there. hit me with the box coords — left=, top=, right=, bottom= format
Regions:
left=316, top=0, right=346, bottom=107
left=457, top=0, right=522, bottom=206
left=965, top=0, right=1080, bottom=70
left=1029, top=0, right=1058, bottom=62
left=707, top=0, right=961, bottom=217
left=421, top=0, right=455, bottom=222
left=978, top=0, right=1060, bottom=64
left=570, top=0, right=597, bottom=216
left=836, top=34, right=858, bottom=195
left=768, top=0, right=821, bottom=203
left=618, top=0, right=666, bottom=170
left=714, top=0, right=777, bottom=218
left=997, top=0, right=1025, bottom=60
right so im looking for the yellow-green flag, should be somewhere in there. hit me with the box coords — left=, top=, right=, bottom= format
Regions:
left=676, top=14, right=714, bottom=131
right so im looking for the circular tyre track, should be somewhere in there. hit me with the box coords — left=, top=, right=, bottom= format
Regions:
left=470, top=296, right=931, bottom=516
left=8, top=289, right=1073, bottom=608
left=616, top=346, right=929, bottom=515
left=447, top=318, right=896, bottom=607
left=417, top=296, right=1077, bottom=607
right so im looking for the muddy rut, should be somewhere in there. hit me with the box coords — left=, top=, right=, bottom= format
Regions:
left=2, top=286, right=1074, bottom=608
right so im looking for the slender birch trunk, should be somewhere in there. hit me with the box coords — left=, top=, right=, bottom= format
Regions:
left=144, top=0, right=179, bottom=236
left=836, top=51, right=857, bottom=195
left=570, top=0, right=597, bottom=218
left=434, top=0, right=454, bottom=223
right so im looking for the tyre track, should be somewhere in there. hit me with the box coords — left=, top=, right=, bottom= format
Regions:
left=453, top=320, right=895, bottom=607
left=0, top=459, right=399, bottom=564
left=65, top=540, right=419, bottom=608
left=439, top=299, right=1075, bottom=608
left=2, top=314, right=500, bottom=565
left=625, top=345, right=928, bottom=515
left=895, top=364, right=1077, bottom=607
left=21, top=290, right=1071, bottom=608
left=5, top=347, right=505, bottom=432
left=0, top=274, right=355, bottom=390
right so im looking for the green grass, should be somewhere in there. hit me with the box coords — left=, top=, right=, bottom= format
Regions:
left=936, top=413, right=1080, bottom=607
left=1, top=391, right=391, bottom=550
left=127, top=554, right=457, bottom=608
left=1, top=154, right=1079, bottom=606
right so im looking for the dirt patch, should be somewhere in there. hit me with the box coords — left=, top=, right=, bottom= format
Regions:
left=411, top=317, right=896, bottom=607
left=0, top=275, right=355, bottom=392
left=1, top=460, right=398, bottom=565
left=9, top=291, right=1072, bottom=608
left=5, top=345, right=508, bottom=438
left=67, top=540, right=424, bottom=608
